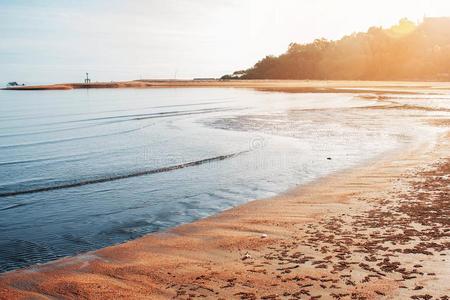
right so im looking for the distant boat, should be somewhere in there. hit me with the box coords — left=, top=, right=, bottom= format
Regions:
left=6, top=82, right=25, bottom=87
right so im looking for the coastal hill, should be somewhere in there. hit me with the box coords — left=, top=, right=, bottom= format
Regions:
left=223, top=18, right=450, bottom=81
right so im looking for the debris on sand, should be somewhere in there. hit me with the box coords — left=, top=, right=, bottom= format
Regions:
left=242, top=252, right=252, bottom=261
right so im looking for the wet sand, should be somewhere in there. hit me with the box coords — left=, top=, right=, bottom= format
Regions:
left=0, top=82, right=449, bottom=299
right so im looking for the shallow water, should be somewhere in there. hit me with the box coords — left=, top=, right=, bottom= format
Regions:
left=0, top=87, right=444, bottom=272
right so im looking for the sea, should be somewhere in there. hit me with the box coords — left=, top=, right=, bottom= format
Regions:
left=0, top=87, right=446, bottom=272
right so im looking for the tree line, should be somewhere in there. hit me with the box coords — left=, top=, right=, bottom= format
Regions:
left=222, top=18, right=450, bottom=81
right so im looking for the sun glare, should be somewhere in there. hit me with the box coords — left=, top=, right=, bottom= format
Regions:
left=388, top=18, right=417, bottom=37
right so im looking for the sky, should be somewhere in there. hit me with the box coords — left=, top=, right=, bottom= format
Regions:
left=1, top=0, right=450, bottom=84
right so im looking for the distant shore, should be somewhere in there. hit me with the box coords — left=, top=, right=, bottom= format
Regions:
left=3, top=79, right=450, bottom=93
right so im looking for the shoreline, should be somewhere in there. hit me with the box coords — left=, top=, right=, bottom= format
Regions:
left=2, top=79, right=450, bottom=93
left=0, top=130, right=448, bottom=299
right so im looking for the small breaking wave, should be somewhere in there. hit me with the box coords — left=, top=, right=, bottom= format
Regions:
left=0, top=151, right=248, bottom=198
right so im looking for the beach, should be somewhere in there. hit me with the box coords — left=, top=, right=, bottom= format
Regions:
left=0, top=133, right=448, bottom=299
left=3, top=79, right=450, bottom=92
left=0, top=81, right=449, bottom=299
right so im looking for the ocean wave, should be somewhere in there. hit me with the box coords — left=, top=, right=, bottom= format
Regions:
left=0, top=99, right=232, bottom=123
left=0, top=106, right=236, bottom=132
left=0, top=150, right=248, bottom=198
left=0, top=122, right=155, bottom=149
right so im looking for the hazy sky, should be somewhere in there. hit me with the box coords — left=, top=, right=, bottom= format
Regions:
left=1, top=0, right=450, bottom=84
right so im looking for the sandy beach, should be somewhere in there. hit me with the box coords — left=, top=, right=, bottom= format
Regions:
left=0, top=138, right=448, bottom=300
left=0, top=83, right=449, bottom=299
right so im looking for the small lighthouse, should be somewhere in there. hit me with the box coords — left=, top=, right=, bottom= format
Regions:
left=84, top=73, right=91, bottom=84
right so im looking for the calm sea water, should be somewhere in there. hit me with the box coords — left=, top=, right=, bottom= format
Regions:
left=0, top=87, right=441, bottom=272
